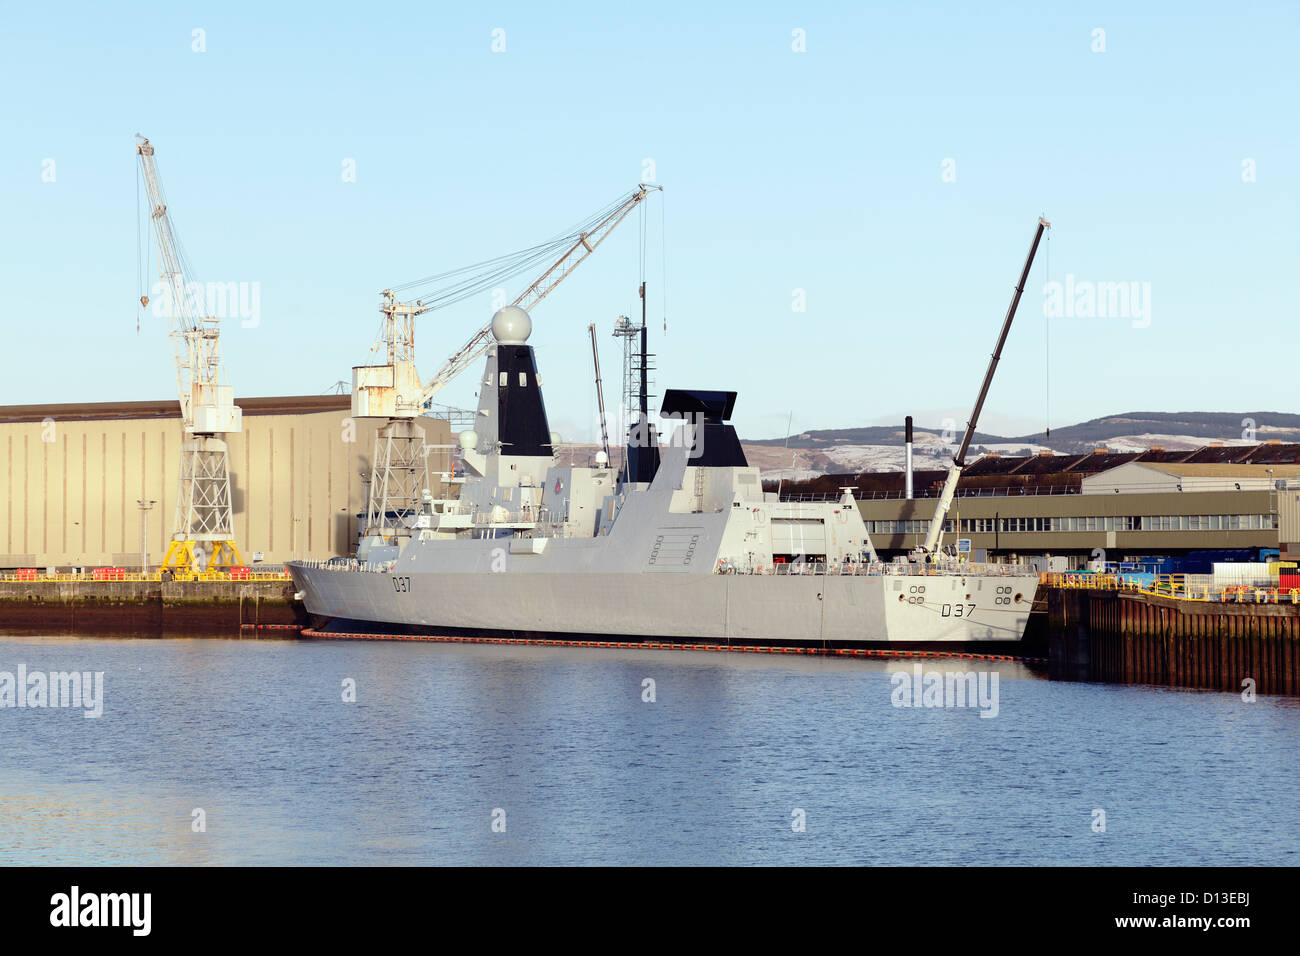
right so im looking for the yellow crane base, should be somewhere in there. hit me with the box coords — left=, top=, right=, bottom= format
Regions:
left=159, top=540, right=246, bottom=574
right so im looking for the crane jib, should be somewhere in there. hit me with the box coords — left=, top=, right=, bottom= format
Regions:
left=921, top=216, right=1050, bottom=555
left=417, top=184, right=662, bottom=405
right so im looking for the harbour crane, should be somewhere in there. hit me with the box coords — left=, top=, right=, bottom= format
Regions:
left=352, top=184, right=661, bottom=546
left=135, top=135, right=244, bottom=573
left=921, top=216, right=1051, bottom=555
left=413, top=183, right=661, bottom=406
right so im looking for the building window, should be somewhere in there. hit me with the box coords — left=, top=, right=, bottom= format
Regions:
left=867, top=512, right=1276, bottom=537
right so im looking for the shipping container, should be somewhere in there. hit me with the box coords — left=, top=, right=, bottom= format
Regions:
left=1211, top=562, right=1275, bottom=587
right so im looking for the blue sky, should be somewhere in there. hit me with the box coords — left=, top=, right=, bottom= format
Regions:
left=1, top=1, right=1296, bottom=442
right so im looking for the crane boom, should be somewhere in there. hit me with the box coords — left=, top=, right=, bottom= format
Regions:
left=135, top=135, right=237, bottom=434
left=417, top=184, right=661, bottom=406
left=135, top=135, right=243, bottom=573
left=921, top=216, right=1051, bottom=555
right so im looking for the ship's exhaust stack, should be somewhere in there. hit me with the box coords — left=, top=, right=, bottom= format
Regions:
left=661, top=389, right=746, bottom=467
left=905, top=415, right=914, bottom=500
left=626, top=428, right=661, bottom=482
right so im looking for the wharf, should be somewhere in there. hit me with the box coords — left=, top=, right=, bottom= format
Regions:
left=1044, top=584, right=1300, bottom=696
left=0, top=577, right=304, bottom=632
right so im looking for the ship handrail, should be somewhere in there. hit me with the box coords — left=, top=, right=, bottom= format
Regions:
left=777, top=485, right=1082, bottom=502
left=715, top=561, right=1033, bottom=577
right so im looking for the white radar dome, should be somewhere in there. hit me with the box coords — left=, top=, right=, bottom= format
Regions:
left=595, top=450, right=609, bottom=467
left=458, top=430, right=478, bottom=450
left=491, top=306, right=532, bottom=345
left=549, top=431, right=562, bottom=447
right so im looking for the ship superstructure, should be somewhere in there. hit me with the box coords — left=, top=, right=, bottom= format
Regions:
left=289, top=306, right=1039, bottom=645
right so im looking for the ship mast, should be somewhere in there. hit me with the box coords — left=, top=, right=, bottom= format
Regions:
left=921, top=216, right=1051, bottom=554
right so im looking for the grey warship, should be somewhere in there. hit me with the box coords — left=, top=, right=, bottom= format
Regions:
left=287, top=301, right=1041, bottom=646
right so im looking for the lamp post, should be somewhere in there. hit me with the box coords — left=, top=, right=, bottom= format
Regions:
left=137, top=499, right=157, bottom=576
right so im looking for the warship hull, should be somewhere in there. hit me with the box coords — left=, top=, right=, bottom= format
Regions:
left=288, top=560, right=1038, bottom=644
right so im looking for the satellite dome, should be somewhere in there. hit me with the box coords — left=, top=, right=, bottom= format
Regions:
left=491, top=306, right=532, bottom=345
left=458, top=430, right=478, bottom=450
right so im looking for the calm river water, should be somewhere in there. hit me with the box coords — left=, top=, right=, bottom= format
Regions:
left=1, top=634, right=1296, bottom=865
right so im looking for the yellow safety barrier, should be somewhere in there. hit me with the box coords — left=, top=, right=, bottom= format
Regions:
left=1040, top=571, right=1297, bottom=605
left=0, top=571, right=291, bottom=583
left=1039, top=572, right=1123, bottom=590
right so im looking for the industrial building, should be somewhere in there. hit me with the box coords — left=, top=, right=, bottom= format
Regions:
left=0, top=396, right=451, bottom=570
left=777, top=442, right=1300, bottom=565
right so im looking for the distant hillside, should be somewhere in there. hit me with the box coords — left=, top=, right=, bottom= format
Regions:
left=560, top=412, right=1300, bottom=481
left=1002, top=412, right=1300, bottom=451
left=745, top=425, right=1007, bottom=448
left=746, top=412, right=1300, bottom=454
left=737, top=411, right=1300, bottom=477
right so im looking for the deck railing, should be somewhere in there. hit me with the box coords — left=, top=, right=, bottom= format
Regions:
left=720, top=560, right=1033, bottom=577
left=778, top=485, right=1081, bottom=502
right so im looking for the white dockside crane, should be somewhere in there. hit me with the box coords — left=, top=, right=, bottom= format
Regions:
left=920, top=216, right=1051, bottom=557
left=135, top=135, right=244, bottom=573
left=352, top=184, right=661, bottom=549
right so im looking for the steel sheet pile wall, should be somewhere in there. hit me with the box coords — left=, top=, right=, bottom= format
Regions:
left=1048, top=587, right=1299, bottom=696
left=0, top=579, right=303, bottom=631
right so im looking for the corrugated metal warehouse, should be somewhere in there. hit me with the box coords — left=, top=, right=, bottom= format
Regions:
left=0, top=396, right=451, bottom=569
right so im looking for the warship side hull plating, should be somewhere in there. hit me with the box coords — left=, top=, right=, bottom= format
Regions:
left=288, top=561, right=1037, bottom=644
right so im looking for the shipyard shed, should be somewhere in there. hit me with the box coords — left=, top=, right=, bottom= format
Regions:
left=1079, top=462, right=1300, bottom=495
left=0, top=395, right=451, bottom=569
left=774, top=443, right=1300, bottom=561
